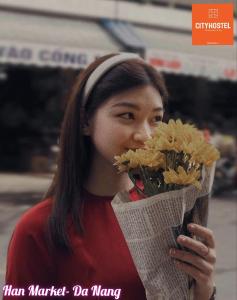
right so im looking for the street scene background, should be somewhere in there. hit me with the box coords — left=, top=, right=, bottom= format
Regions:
left=0, top=0, right=236, bottom=299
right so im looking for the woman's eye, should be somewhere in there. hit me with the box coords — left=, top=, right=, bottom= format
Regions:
left=152, top=116, right=162, bottom=123
left=118, top=113, right=134, bottom=119
left=117, top=113, right=162, bottom=123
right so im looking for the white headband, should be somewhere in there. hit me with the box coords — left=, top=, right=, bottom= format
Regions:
left=82, top=53, right=142, bottom=107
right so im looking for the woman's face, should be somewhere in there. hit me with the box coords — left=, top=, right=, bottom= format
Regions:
left=84, top=85, right=164, bottom=166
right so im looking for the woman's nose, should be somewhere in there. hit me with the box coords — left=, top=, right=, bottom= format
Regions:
left=133, top=124, right=152, bottom=143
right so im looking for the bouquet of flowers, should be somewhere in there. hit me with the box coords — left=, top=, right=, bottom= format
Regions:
left=114, top=119, right=219, bottom=198
left=111, top=120, right=219, bottom=300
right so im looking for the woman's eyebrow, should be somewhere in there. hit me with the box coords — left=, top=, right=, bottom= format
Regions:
left=110, top=101, right=164, bottom=112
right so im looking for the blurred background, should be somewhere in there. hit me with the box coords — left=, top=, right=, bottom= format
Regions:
left=0, top=0, right=236, bottom=299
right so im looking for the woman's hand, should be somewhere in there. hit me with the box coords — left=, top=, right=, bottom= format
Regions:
left=169, top=223, right=216, bottom=300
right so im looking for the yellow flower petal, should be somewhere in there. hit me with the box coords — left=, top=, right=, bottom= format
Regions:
left=163, top=166, right=201, bottom=189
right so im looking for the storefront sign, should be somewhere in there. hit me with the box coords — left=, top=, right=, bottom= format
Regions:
left=145, top=48, right=237, bottom=81
left=0, top=40, right=107, bottom=69
left=192, top=3, right=234, bottom=45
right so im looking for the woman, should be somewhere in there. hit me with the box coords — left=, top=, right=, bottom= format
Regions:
left=4, top=53, right=216, bottom=300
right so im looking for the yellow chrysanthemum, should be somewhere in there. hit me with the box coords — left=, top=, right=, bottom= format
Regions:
left=145, top=119, right=220, bottom=166
left=189, top=142, right=220, bottom=167
left=146, top=119, right=205, bottom=153
left=163, top=166, right=201, bottom=189
left=114, top=149, right=165, bottom=173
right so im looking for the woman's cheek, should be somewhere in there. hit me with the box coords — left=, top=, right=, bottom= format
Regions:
left=115, top=127, right=132, bottom=144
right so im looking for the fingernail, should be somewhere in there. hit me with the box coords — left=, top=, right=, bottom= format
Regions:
left=188, top=224, right=194, bottom=230
left=169, top=249, right=175, bottom=255
left=179, top=235, right=186, bottom=241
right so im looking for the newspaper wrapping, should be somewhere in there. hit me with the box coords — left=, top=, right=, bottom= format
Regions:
left=111, top=164, right=216, bottom=300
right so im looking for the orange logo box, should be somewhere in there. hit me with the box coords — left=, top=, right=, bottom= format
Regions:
left=192, top=3, right=234, bottom=45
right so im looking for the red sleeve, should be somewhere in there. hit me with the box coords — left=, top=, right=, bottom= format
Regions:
left=3, top=202, right=56, bottom=300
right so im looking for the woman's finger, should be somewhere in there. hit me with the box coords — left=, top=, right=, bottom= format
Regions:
left=174, top=260, right=208, bottom=284
left=169, top=248, right=214, bottom=275
left=187, top=223, right=215, bottom=248
left=176, top=235, right=216, bottom=263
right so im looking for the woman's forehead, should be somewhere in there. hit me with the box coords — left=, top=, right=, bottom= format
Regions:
left=107, top=85, right=164, bottom=109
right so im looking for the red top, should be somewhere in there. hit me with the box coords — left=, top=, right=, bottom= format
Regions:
left=4, top=189, right=146, bottom=300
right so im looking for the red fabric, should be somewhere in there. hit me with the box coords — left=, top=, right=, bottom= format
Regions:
left=4, top=190, right=146, bottom=300
left=129, top=180, right=145, bottom=201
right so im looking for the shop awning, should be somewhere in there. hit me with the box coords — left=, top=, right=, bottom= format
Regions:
left=0, top=10, right=122, bottom=68
left=101, top=19, right=146, bottom=51
left=134, top=26, right=237, bottom=81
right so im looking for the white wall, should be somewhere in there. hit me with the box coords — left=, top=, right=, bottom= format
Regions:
left=0, top=0, right=195, bottom=32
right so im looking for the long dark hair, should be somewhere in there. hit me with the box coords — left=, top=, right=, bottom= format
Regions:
left=44, top=53, right=169, bottom=253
